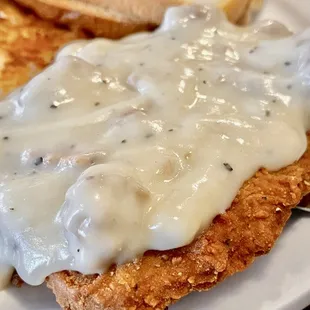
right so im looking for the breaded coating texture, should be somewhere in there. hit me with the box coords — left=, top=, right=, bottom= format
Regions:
left=2, top=2, right=308, bottom=310
left=13, top=0, right=157, bottom=39
left=12, top=0, right=255, bottom=39
left=47, top=136, right=310, bottom=310
left=0, top=0, right=83, bottom=97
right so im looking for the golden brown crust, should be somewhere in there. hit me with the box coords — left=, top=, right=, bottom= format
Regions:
left=0, top=0, right=84, bottom=97
left=3, top=1, right=297, bottom=309
left=236, top=0, right=263, bottom=25
left=13, top=0, right=157, bottom=39
left=47, top=136, right=310, bottom=310
left=12, top=0, right=258, bottom=38
left=13, top=0, right=185, bottom=24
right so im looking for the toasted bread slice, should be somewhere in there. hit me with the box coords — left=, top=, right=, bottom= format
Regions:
left=13, top=0, right=260, bottom=38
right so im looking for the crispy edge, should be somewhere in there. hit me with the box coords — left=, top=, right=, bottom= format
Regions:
left=46, top=135, right=310, bottom=310
left=1, top=1, right=296, bottom=309
left=0, top=0, right=84, bottom=97
left=12, top=0, right=258, bottom=39
left=12, top=0, right=158, bottom=39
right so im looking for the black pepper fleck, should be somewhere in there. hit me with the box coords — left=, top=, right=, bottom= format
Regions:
left=9, top=208, right=14, bottom=211
left=3, top=136, right=9, bottom=141
left=50, top=103, right=58, bottom=109
left=101, top=78, right=108, bottom=84
left=198, top=68, right=203, bottom=71
left=77, top=249, right=80, bottom=253
left=171, top=37, right=176, bottom=40
left=34, top=157, right=43, bottom=166
left=265, top=110, right=271, bottom=117
left=70, top=144, right=75, bottom=149
left=249, top=46, right=258, bottom=54
left=272, top=99, right=277, bottom=103
left=262, top=196, right=267, bottom=200
left=223, top=162, right=233, bottom=172
left=86, top=176, right=95, bottom=181
left=13, top=172, right=17, bottom=175
left=287, top=84, right=292, bottom=90
left=139, top=62, right=145, bottom=67
left=203, top=80, right=207, bottom=84
left=168, top=129, right=174, bottom=132
left=121, top=139, right=127, bottom=144
left=284, top=61, right=291, bottom=66
left=145, top=133, right=153, bottom=139
left=12, top=243, right=18, bottom=251
left=263, top=71, right=269, bottom=75
left=47, top=78, right=51, bottom=81
left=94, top=102, right=100, bottom=106
left=0, top=116, right=3, bottom=120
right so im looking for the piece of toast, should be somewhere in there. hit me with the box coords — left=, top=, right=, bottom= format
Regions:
left=13, top=0, right=258, bottom=38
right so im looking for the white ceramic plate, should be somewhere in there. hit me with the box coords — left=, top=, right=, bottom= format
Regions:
left=1, top=0, right=310, bottom=309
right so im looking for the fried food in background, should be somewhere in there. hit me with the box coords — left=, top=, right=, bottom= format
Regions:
left=13, top=0, right=260, bottom=38
left=0, top=0, right=84, bottom=97
left=0, top=0, right=262, bottom=97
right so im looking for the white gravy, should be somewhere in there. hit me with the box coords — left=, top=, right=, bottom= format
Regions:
left=0, top=4, right=310, bottom=288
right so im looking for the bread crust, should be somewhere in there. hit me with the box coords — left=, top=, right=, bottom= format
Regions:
left=47, top=136, right=310, bottom=310
left=13, top=0, right=256, bottom=38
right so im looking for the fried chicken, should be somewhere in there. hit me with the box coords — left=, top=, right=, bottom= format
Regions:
left=47, top=136, right=310, bottom=309
left=1, top=1, right=309, bottom=310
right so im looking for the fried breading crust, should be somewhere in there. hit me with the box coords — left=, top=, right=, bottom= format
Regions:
left=47, top=135, right=310, bottom=310
left=13, top=0, right=156, bottom=39
left=12, top=0, right=258, bottom=39
left=0, top=0, right=84, bottom=97
left=2, top=1, right=306, bottom=309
